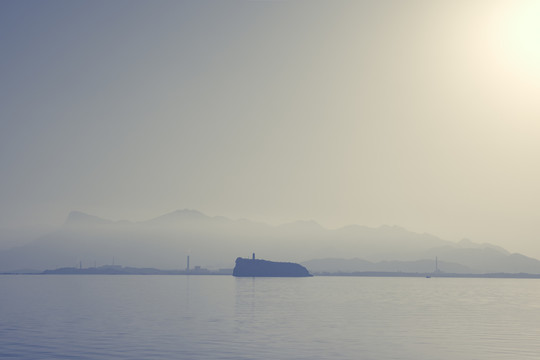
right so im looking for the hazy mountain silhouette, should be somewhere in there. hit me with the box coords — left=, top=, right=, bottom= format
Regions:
left=147, top=209, right=208, bottom=225
left=1, top=209, right=540, bottom=274
left=302, top=258, right=475, bottom=274
left=65, top=211, right=115, bottom=226
left=456, top=238, right=510, bottom=255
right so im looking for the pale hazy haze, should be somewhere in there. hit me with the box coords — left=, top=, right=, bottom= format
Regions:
left=1, top=1, right=540, bottom=257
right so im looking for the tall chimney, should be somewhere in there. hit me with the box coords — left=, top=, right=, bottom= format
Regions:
left=187, top=255, right=190, bottom=272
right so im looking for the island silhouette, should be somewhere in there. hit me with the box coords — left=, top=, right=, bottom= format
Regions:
left=233, top=254, right=312, bottom=277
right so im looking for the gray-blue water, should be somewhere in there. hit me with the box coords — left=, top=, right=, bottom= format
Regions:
left=1, top=275, right=539, bottom=359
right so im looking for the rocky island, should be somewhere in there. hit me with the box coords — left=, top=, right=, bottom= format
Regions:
left=233, top=254, right=312, bottom=277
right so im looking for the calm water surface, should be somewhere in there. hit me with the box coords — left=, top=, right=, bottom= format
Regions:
left=1, top=275, right=539, bottom=359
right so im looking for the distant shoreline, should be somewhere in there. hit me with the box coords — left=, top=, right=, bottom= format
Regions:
left=2, top=265, right=233, bottom=276
left=314, top=271, right=540, bottom=279
left=3, top=267, right=540, bottom=279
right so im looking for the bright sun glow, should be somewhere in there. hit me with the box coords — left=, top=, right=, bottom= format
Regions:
left=500, top=1, right=540, bottom=77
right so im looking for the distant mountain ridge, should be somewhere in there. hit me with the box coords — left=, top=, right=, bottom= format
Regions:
left=1, top=209, right=540, bottom=274
left=65, top=211, right=115, bottom=226
left=302, top=257, right=475, bottom=274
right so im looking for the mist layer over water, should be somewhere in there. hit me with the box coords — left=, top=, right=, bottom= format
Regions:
left=1, top=275, right=539, bottom=359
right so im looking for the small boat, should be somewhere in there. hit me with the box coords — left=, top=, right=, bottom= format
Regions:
left=425, top=275, right=431, bottom=278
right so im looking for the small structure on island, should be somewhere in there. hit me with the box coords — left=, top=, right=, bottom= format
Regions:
left=233, top=254, right=312, bottom=277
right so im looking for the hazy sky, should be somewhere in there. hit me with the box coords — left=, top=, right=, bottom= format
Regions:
left=1, top=1, right=540, bottom=256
